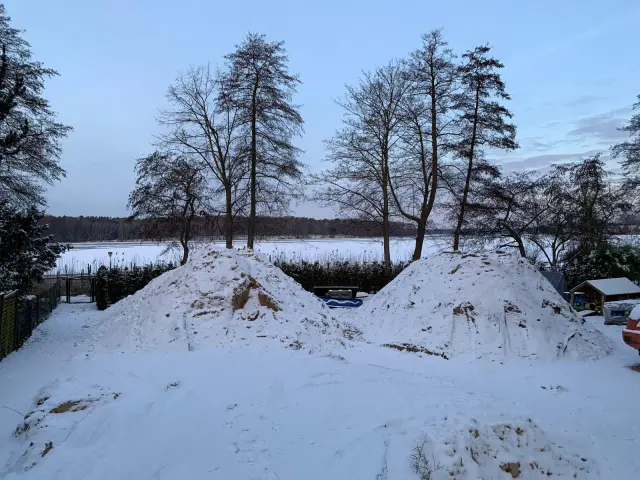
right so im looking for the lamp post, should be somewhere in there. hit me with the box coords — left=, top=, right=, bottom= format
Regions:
left=108, top=251, right=113, bottom=269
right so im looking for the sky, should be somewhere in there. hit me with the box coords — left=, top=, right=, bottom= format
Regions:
left=5, top=0, right=639, bottom=219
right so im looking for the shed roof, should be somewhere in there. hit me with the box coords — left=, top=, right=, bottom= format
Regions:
left=572, top=277, right=640, bottom=296
left=540, top=271, right=566, bottom=294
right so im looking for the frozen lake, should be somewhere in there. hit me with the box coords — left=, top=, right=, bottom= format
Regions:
left=54, top=236, right=449, bottom=274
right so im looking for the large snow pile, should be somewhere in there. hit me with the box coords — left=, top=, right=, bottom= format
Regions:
left=355, top=251, right=613, bottom=361
left=93, top=248, right=359, bottom=353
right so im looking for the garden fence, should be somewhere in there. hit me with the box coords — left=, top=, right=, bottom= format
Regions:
left=0, top=282, right=61, bottom=361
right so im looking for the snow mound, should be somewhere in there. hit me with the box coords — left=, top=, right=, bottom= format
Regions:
left=94, top=248, right=359, bottom=353
left=416, top=415, right=598, bottom=479
left=355, top=251, right=613, bottom=361
left=4, top=378, right=120, bottom=477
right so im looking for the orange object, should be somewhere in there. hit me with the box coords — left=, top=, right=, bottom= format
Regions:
left=622, top=317, right=640, bottom=352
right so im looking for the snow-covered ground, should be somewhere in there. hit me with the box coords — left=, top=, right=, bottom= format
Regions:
left=1, top=305, right=639, bottom=479
left=3, top=248, right=640, bottom=479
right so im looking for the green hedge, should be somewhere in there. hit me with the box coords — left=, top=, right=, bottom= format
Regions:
left=273, top=259, right=410, bottom=293
left=95, top=262, right=176, bottom=310
left=93, top=257, right=410, bottom=311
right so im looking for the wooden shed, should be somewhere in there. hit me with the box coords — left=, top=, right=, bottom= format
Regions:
left=569, top=277, right=640, bottom=312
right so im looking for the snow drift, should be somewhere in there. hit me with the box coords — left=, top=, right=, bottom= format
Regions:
left=93, top=248, right=359, bottom=353
left=355, top=251, right=613, bottom=361
left=416, top=415, right=598, bottom=479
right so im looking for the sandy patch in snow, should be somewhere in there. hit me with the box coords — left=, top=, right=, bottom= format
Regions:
left=355, top=251, right=613, bottom=361
left=93, top=248, right=360, bottom=354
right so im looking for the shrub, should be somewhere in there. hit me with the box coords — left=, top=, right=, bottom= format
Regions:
left=95, top=266, right=108, bottom=311
left=95, top=262, right=175, bottom=309
left=273, top=259, right=410, bottom=293
left=564, top=244, right=640, bottom=288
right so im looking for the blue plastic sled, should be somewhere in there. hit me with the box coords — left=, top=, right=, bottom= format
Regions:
left=319, top=297, right=363, bottom=308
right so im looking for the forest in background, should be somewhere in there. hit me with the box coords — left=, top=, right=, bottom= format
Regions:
left=41, top=214, right=420, bottom=243
left=41, top=213, right=640, bottom=244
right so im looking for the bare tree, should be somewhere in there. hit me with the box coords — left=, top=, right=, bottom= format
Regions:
left=222, top=33, right=305, bottom=249
left=158, top=65, right=247, bottom=248
left=466, top=170, right=545, bottom=258
left=547, top=154, right=629, bottom=261
left=389, top=30, right=460, bottom=260
left=469, top=156, right=630, bottom=266
left=613, top=94, right=640, bottom=193
left=0, top=5, right=72, bottom=207
left=313, top=60, right=412, bottom=271
left=127, top=152, right=208, bottom=265
left=451, top=45, right=518, bottom=251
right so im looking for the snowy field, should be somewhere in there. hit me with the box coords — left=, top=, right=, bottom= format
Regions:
left=52, top=234, right=640, bottom=275
left=53, top=237, right=444, bottom=274
left=2, top=248, right=640, bottom=479
left=1, top=305, right=639, bottom=479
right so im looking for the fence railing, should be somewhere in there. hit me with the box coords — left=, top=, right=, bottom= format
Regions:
left=42, top=275, right=96, bottom=303
left=0, top=282, right=61, bottom=361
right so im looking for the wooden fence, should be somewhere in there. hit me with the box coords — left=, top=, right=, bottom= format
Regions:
left=0, top=282, right=61, bottom=361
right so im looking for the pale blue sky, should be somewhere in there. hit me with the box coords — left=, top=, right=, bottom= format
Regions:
left=5, top=0, right=639, bottom=218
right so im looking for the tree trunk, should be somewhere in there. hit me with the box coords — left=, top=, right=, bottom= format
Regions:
left=180, top=237, right=189, bottom=265
left=412, top=217, right=426, bottom=260
left=382, top=155, right=391, bottom=272
left=247, top=83, right=259, bottom=250
left=413, top=81, right=440, bottom=260
left=179, top=202, right=192, bottom=265
left=453, top=86, right=481, bottom=252
left=453, top=161, right=473, bottom=252
left=225, top=183, right=233, bottom=249
left=501, top=223, right=526, bottom=257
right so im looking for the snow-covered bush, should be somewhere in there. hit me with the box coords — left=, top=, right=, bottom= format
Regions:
left=0, top=203, right=67, bottom=294
left=564, top=244, right=640, bottom=288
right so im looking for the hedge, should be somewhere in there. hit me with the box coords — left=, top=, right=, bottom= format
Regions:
left=273, top=259, right=410, bottom=293
left=95, top=262, right=176, bottom=310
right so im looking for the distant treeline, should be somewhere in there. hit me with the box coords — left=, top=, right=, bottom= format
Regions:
left=41, top=214, right=640, bottom=244
left=41, top=215, right=425, bottom=243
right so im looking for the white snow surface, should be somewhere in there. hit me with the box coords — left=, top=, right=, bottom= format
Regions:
left=584, top=277, right=640, bottom=296
left=1, top=304, right=640, bottom=479
left=2, top=250, right=640, bottom=479
left=93, top=248, right=358, bottom=354
left=355, top=251, right=614, bottom=361
left=1, top=297, right=640, bottom=479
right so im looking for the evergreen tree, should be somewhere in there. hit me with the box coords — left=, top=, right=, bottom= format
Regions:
left=451, top=45, right=518, bottom=251
left=612, top=95, right=640, bottom=192
left=564, top=244, right=640, bottom=289
left=0, top=202, right=67, bottom=294
left=222, top=33, right=305, bottom=249
left=0, top=5, right=72, bottom=207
